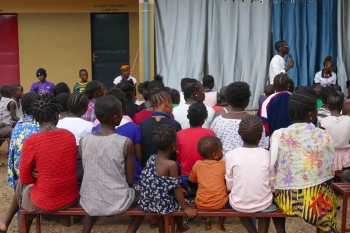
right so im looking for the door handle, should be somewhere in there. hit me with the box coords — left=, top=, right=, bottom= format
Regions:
left=92, top=53, right=98, bottom=63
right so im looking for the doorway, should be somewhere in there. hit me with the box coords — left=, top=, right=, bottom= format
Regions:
left=91, top=13, right=129, bottom=89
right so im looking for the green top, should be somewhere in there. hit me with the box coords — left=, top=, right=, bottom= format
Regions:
left=316, top=98, right=323, bottom=110
left=73, top=81, right=89, bottom=93
left=172, top=104, right=179, bottom=108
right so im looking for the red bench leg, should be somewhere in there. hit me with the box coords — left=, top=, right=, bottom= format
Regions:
left=20, top=212, right=27, bottom=233
left=341, top=193, right=348, bottom=233
left=170, top=216, right=175, bottom=233
left=164, top=215, right=169, bottom=233
left=35, top=214, right=41, bottom=233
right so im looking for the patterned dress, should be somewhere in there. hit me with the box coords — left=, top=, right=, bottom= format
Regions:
left=81, top=99, right=96, bottom=123
left=271, top=123, right=340, bottom=233
left=138, top=155, right=182, bottom=214
left=7, top=115, right=40, bottom=191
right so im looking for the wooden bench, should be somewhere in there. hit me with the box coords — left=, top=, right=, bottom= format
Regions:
left=20, top=205, right=170, bottom=233
left=332, top=183, right=350, bottom=233
left=167, top=208, right=324, bottom=233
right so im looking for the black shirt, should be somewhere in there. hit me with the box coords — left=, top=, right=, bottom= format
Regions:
left=124, top=101, right=141, bottom=119
left=140, top=117, right=182, bottom=168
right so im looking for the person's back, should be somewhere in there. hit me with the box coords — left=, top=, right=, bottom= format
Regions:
left=20, top=129, right=78, bottom=210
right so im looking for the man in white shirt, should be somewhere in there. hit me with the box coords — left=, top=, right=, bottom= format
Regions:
left=269, top=40, right=294, bottom=84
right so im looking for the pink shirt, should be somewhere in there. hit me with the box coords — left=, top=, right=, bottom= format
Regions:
left=225, top=147, right=275, bottom=213
left=203, top=91, right=217, bottom=107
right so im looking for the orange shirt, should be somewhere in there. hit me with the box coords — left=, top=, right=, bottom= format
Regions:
left=189, top=160, right=228, bottom=210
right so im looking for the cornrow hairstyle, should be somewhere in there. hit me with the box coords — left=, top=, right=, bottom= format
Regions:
left=95, top=95, right=122, bottom=124
left=203, top=75, right=214, bottom=88
left=31, top=95, right=62, bottom=123
left=275, top=40, right=287, bottom=52
left=330, top=84, right=342, bottom=92
left=152, top=125, right=176, bottom=151
left=146, top=76, right=165, bottom=100
left=79, top=69, right=87, bottom=76
left=150, top=89, right=171, bottom=108
left=21, top=93, right=39, bottom=115
left=164, top=87, right=172, bottom=95
left=84, top=80, right=103, bottom=100
left=181, top=78, right=192, bottom=92
left=226, top=82, right=251, bottom=108
left=320, top=85, right=336, bottom=105
left=56, top=93, right=70, bottom=112
left=238, top=115, right=263, bottom=144
left=323, top=55, right=333, bottom=67
left=118, top=79, right=135, bottom=99
left=170, top=89, right=180, bottom=105
left=288, top=79, right=295, bottom=93
left=327, top=91, right=344, bottom=111
left=197, top=136, right=222, bottom=159
left=67, top=92, right=89, bottom=115
left=187, top=102, right=208, bottom=127
left=273, top=73, right=290, bottom=92
left=106, top=88, right=127, bottom=110
left=10, top=84, right=22, bottom=94
left=51, top=82, right=70, bottom=97
left=0, top=85, right=11, bottom=96
left=138, top=83, right=144, bottom=94
left=288, top=91, right=316, bottom=122
left=183, top=79, right=201, bottom=100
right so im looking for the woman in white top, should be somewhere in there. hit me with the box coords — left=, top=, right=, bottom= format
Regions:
left=173, top=78, right=214, bottom=129
left=113, top=63, right=137, bottom=87
left=314, top=56, right=336, bottom=87
left=210, top=82, right=268, bottom=157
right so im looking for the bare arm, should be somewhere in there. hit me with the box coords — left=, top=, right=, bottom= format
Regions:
left=8, top=102, right=20, bottom=121
left=134, top=143, right=142, bottom=162
left=125, top=140, right=135, bottom=187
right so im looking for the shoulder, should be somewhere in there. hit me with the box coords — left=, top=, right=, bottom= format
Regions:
left=113, top=76, right=122, bottom=83
left=130, top=76, right=137, bottom=84
left=48, top=82, right=55, bottom=86
left=205, top=105, right=215, bottom=114
left=314, top=71, right=322, bottom=78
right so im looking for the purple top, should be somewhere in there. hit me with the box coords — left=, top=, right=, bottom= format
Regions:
left=29, top=81, right=55, bottom=96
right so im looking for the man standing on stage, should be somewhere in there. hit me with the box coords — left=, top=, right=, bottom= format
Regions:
left=269, top=40, right=294, bottom=84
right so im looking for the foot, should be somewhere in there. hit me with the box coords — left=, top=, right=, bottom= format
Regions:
left=217, top=224, right=226, bottom=232
left=150, top=223, right=158, bottom=228
left=176, top=222, right=189, bottom=233
left=0, top=163, right=4, bottom=167
left=205, top=221, right=212, bottom=231
left=0, top=218, right=8, bottom=232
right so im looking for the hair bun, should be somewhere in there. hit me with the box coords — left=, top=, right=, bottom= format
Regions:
left=324, top=56, right=332, bottom=61
left=154, top=74, right=163, bottom=83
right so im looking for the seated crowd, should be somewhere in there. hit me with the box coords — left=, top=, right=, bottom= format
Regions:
left=0, top=64, right=348, bottom=233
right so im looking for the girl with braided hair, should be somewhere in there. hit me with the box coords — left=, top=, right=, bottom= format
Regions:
left=226, top=115, right=276, bottom=233
left=0, top=96, right=79, bottom=233
left=81, top=80, right=106, bottom=122
left=270, top=91, right=339, bottom=233
left=139, top=125, right=197, bottom=233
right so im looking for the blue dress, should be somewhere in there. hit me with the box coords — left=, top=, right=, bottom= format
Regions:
left=138, top=155, right=182, bottom=214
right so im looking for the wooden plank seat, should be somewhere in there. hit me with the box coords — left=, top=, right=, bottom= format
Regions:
left=332, top=183, right=350, bottom=233
left=20, top=205, right=170, bottom=233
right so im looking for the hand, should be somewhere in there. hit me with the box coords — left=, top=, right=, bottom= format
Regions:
left=288, top=59, right=294, bottom=68
left=184, top=207, right=197, bottom=218
left=181, top=188, right=187, bottom=195
left=31, top=167, right=38, bottom=179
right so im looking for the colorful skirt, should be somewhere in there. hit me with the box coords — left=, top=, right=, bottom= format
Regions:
left=274, top=182, right=340, bottom=233
left=334, top=148, right=350, bottom=171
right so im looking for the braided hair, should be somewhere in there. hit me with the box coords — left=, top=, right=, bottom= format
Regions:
left=187, top=102, right=207, bottom=127
left=288, top=91, right=316, bottom=122
left=226, top=82, right=251, bottom=108
left=150, top=89, right=171, bottom=108
left=181, top=78, right=192, bottom=92
left=197, top=136, right=222, bottom=159
left=327, top=91, right=344, bottom=111
left=31, top=96, right=62, bottom=123
left=138, top=82, right=149, bottom=101
left=145, top=75, right=165, bottom=100
left=183, top=78, right=201, bottom=100
left=273, top=73, right=290, bottom=92
left=106, top=88, right=127, bottom=110
left=320, top=85, right=336, bottom=105
left=238, top=115, right=263, bottom=144
left=51, top=82, right=70, bottom=97
left=67, top=92, right=89, bottom=115
left=56, top=93, right=70, bottom=112
left=152, top=125, right=176, bottom=151
left=95, top=95, right=122, bottom=124
left=118, top=79, right=135, bottom=99
left=21, top=93, right=39, bottom=115
left=84, top=80, right=104, bottom=100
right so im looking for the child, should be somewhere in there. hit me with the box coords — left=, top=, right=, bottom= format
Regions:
left=170, top=88, right=180, bottom=108
left=73, top=69, right=89, bottom=93
left=51, top=82, right=71, bottom=97
left=135, top=83, right=146, bottom=106
left=188, top=136, right=228, bottom=231
left=213, top=86, right=228, bottom=112
left=318, top=85, right=336, bottom=126
left=113, top=63, right=137, bottom=86
left=56, top=93, right=70, bottom=119
left=225, top=115, right=276, bottom=233
left=2, top=84, right=23, bottom=127
left=313, top=85, right=323, bottom=109
left=138, top=125, right=197, bottom=233
left=117, top=79, right=140, bottom=119
left=81, top=80, right=106, bottom=122
left=258, top=84, right=275, bottom=109
left=177, top=102, right=215, bottom=183
left=29, top=68, right=55, bottom=96
left=321, top=92, right=350, bottom=171
left=0, top=85, right=12, bottom=152
left=80, top=95, right=142, bottom=233
left=202, top=75, right=217, bottom=107
left=342, top=103, right=350, bottom=116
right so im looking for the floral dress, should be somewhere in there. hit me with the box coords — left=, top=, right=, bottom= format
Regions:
left=138, top=155, right=182, bottom=214
left=7, top=115, right=40, bottom=191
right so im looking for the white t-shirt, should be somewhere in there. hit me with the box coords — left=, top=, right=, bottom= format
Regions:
left=225, top=147, right=275, bottom=213
left=314, top=70, right=336, bottom=87
left=173, top=103, right=215, bottom=129
left=57, top=117, right=94, bottom=145
left=321, top=116, right=350, bottom=149
left=203, top=91, right=217, bottom=107
left=269, top=55, right=286, bottom=84
left=113, top=75, right=137, bottom=85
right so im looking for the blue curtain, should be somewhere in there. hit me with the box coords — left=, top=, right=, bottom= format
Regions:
left=272, top=0, right=338, bottom=87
